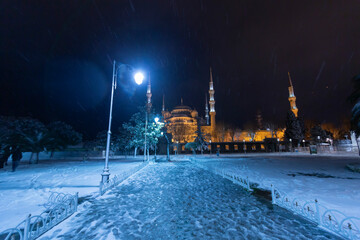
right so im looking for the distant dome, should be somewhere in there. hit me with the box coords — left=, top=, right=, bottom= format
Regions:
left=173, top=105, right=192, bottom=110
left=171, top=105, right=193, bottom=118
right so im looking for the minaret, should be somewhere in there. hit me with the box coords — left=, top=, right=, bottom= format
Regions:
left=288, top=72, right=298, bottom=117
left=205, top=94, right=209, bottom=125
left=209, top=67, right=216, bottom=132
left=162, top=94, right=165, bottom=112
left=146, top=73, right=152, bottom=113
left=161, top=94, right=166, bottom=118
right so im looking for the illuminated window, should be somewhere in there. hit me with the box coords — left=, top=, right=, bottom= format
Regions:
left=261, top=144, right=265, bottom=150
left=234, top=145, right=238, bottom=151
left=208, top=145, right=211, bottom=150
left=252, top=145, right=256, bottom=150
left=182, top=145, right=185, bottom=151
left=217, top=145, right=220, bottom=149
left=225, top=145, right=229, bottom=150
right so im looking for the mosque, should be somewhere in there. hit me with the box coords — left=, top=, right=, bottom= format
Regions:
left=146, top=68, right=298, bottom=149
left=158, top=69, right=298, bottom=144
left=161, top=68, right=216, bottom=143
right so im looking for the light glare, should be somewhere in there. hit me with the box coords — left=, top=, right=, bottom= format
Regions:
left=134, top=72, right=144, bottom=85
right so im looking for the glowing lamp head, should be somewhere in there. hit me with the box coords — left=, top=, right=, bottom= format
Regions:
left=134, top=72, right=144, bottom=85
left=154, top=117, right=159, bottom=123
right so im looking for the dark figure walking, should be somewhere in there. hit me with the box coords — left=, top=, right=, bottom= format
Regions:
left=0, top=146, right=11, bottom=168
left=11, top=147, right=22, bottom=172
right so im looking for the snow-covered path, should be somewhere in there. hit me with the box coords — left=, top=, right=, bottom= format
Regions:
left=0, top=158, right=143, bottom=231
left=41, top=161, right=338, bottom=239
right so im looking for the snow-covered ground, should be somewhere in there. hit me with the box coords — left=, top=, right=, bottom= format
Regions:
left=194, top=153, right=360, bottom=218
left=40, top=161, right=338, bottom=239
left=0, top=157, right=144, bottom=231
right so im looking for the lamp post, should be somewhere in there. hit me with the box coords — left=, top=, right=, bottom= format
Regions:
left=176, top=141, right=179, bottom=155
left=144, top=110, right=149, bottom=162
left=289, top=138, right=292, bottom=152
left=243, top=139, right=246, bottom=154
left=153, top=117, right=160, bottom=162
left=144, top=72, right=152, bottom=163
left=101, top=60, right=144, bottom=184
left=209, top=139, right=212, bottom=155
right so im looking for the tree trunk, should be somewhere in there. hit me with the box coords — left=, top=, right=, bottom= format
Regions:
left=29, top=152, right=34, bottom=164
left=356, top=136, right=360, bottom=156
left=35, top=152, right=39, bottom=164
left=134, top=147, right=137, bottom=157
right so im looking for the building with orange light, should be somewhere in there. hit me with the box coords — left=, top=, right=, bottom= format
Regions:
left=162, top=68, right=215, bottom=143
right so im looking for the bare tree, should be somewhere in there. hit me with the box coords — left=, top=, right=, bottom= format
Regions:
left=243, top=122, right=257, bottom=141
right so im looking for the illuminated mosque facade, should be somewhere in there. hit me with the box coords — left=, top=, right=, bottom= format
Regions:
left=157, top=69, right=298, bottom=144
left=161, top=68, right=216, bottom=143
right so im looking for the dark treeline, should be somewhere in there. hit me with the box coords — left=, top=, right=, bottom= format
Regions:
left=0, top=116, right=82, bottom=167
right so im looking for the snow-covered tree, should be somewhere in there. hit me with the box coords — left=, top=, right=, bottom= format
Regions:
left=122, top=111, right=146, bottom=157
left=0, top=117, right=14, bottom=168
left=147, top=119, right=163, bottom=152
left=93, top=130, right=117, bottom=152
left=194, top=119, right=209, bottom=154
left=15, top=118, right=48, bottom=163
left=310, top=125, right=332, bottom=143
left=284, top=111, right=304, bottom=146
left=121, top=108, right=163, bottom=158
left=46, top=121, right=82, bottom=157
left=185, top=120, right=209, bottom=155
left=349, top=74, right=360, bottom=137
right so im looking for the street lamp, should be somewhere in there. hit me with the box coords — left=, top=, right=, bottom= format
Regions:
left=101, top=60, right=144, bottom=184
left=134, top=72, right=144, bottom=85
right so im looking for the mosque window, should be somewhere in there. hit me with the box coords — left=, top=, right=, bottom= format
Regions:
left=234, top=145, right=238, bottom=151
left=225, top=145, right=229, bottom=151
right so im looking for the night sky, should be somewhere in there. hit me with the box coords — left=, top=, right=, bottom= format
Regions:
left=1, top=1, right=360, bottom=138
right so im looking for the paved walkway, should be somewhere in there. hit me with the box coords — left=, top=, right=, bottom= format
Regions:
left=41, top=161, right=338, bottom=239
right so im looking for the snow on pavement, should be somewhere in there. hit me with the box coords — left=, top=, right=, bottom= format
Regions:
left=195, top=154, right=360, bottom=218
left=0, top=157, right=143, bottom=231
left=40, top=161, right=338, bottom=239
